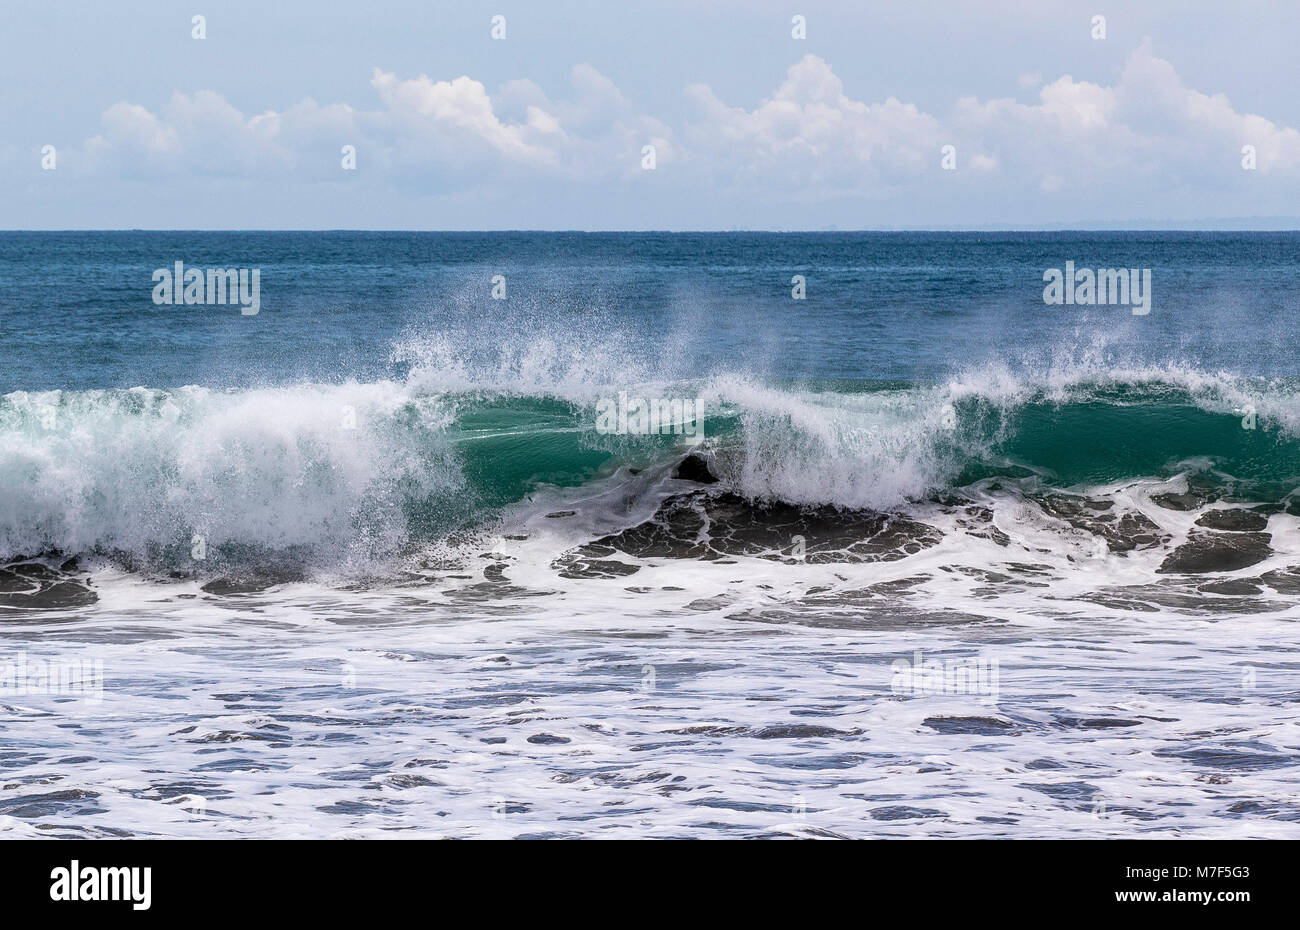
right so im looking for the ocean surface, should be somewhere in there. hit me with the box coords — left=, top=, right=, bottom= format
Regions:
left=2, top=231, right=1299, bottom=838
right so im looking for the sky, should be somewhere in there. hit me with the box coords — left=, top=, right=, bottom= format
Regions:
left=2, top=0, right=1299, bottom=230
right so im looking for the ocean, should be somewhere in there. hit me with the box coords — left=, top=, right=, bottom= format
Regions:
left=2, top=231, right=1299, bottom=838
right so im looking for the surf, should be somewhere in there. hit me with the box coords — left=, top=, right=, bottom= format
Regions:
left=1, top=359, right=1298, bottom=581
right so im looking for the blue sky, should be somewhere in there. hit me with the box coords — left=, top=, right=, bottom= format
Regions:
left=3, top=0, right=1299, bottom=229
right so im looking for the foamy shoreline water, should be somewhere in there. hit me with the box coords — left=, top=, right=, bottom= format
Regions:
left=3, top=578, right=1296, bottom=839
left=4, top=479, right=1299, bottom=840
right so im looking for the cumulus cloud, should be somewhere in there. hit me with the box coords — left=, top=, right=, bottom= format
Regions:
left=55, top=42, right=1300, bottom=218
left=369, top=69, right=557, bottom=167
left=685, top=44, right=1300, bottom=204
left=685, top=55, right=943, bottom=198
left=69, top=63, right=672, bottom=189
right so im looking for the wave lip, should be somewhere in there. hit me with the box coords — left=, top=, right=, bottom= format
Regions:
left=2, top=362, right=1298, bottom=576
left=709, top=365, right=1300, bottom=510
left=0, top=382, right=464, bottom=569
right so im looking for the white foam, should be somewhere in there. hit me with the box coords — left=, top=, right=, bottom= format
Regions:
left=0, top=382, right=461, bottom=564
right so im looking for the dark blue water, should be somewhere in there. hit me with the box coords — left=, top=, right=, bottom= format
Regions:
left=3, top=231, right=1298, bottom=393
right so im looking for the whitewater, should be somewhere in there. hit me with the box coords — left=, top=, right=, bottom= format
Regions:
left=3, top=351, right=1300, bottom=837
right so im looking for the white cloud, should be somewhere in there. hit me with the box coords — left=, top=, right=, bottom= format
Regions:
left=685, top=55, right=943, bottom=198
left=58, top=42, right=1300, bottom=217
left=368, top=69, right=557, bottom=167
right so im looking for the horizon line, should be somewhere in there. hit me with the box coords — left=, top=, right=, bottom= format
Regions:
left=4, top=226, right=1300, bottom=234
